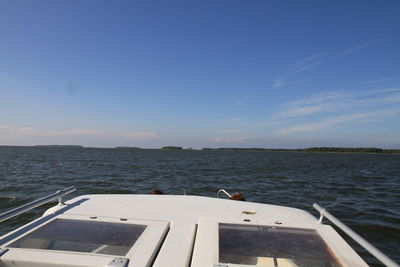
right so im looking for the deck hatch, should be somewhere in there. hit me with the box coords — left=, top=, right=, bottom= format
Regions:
left=8, top=219, right=146, bottom=256
left=219, top=223, right=341, bottom=266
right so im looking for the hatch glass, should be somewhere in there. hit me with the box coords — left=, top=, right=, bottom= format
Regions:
left=9, top=219, right=146, bottom=256
left=219, top=223, right=341, bottom=267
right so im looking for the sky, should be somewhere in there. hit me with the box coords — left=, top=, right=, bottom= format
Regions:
left=1, top=0, right=400, bottom=148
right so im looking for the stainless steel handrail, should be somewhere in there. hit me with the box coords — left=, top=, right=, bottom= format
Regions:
left=217, top=189, right=232, bottom=198
left=313, top=203, right=399, bottom=267
left=0, top=186, right=76, bottom=223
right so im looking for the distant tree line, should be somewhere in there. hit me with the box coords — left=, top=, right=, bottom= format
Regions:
left=201, top=147, right=400, bottom=153
left=162, top=146, right=183, bottom=150
left=4, top=145, right=399, bottom=153
left=202, top=148, right=291, bottom=151
left=298, top=147, right=400, bottom=153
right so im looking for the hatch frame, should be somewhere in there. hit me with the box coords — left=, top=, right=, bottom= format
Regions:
left=190, top=217, right=368, bottom=267
left=0, top=213, right=169, bottom=267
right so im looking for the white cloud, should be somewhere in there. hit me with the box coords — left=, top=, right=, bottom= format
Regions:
left=285, top=91, right=349, bottom=107
left=277, top=109, right=400, bottom=135
left=363, top=76, right=400, bottom=85
left=266, top=87, right=400, bottom=136
left=287, top=54, right=323, bottom=73
left=274, top=88, right=400, bottom=120
left=0, top=125, right=39, bottom=135
left=273, top=105, right=326, bottom=119
left=277, top=113, right=368, bottom=135
left=340, top=39, right=381, bottom=56
left=272, top=41, right=382, bottom=88
left=272, top=54, right=323, bottom=88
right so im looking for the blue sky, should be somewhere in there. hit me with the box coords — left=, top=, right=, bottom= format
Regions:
left=1, top=0, right=400, bottom=148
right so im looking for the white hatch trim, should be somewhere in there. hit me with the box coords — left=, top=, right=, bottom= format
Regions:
left=0, top=214, right=169, bottom=267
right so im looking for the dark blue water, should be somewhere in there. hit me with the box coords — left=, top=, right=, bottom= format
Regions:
left=0, top=146, right=399, bottom=266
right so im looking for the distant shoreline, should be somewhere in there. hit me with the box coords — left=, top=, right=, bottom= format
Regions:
left=0, top=145, right=399, bottom=154
left=202, top=147, right=400, bottom=154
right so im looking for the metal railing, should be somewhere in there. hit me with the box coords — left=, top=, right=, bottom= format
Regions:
left=217, top=189, right=231, bottom=198
left=0, top=186, right=76, bottom=223
left=313, top=203, right=399, bottom=267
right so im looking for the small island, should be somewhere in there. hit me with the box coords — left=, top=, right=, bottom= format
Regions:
left=161, top=146, right=183, bottom=150
left=34, top=145, right=84, bottom=149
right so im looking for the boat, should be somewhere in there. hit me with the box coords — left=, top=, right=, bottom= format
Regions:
left=0, top=186, right=398, bottom=267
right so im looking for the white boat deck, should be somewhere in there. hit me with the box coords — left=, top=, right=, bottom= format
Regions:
left=0, top=194, right=370, bottom=267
